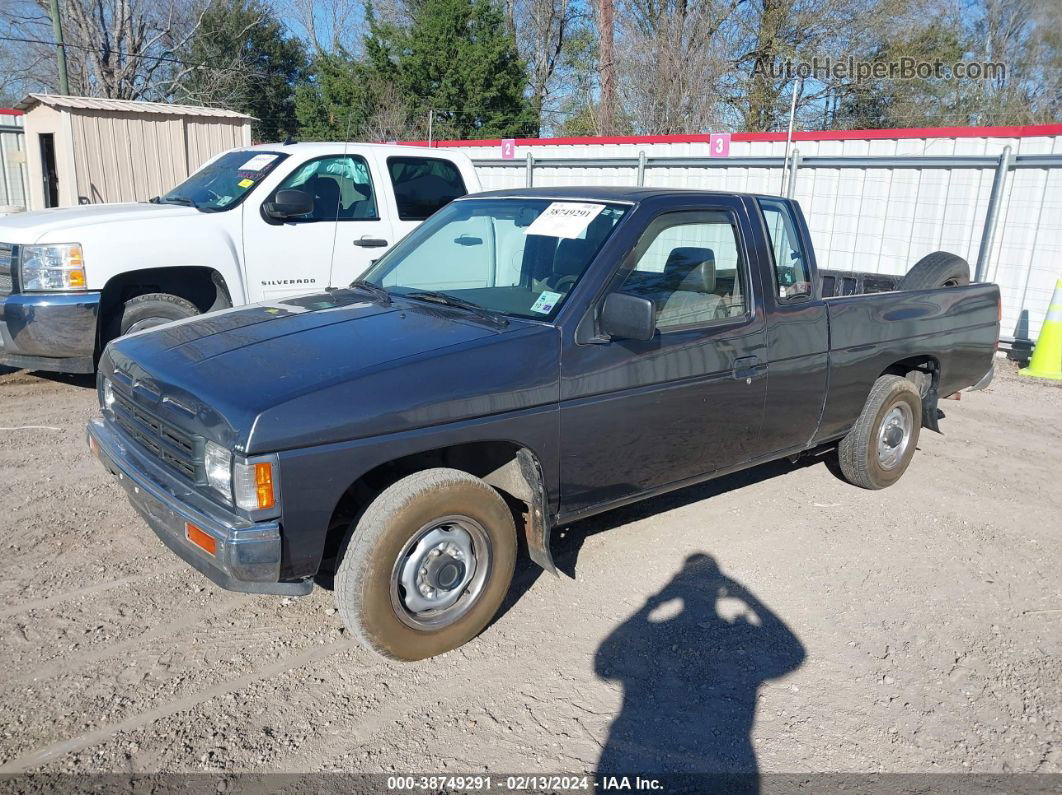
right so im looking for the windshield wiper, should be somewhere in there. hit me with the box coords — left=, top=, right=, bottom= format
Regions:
left=348, top=279, right=392, bottom=305
left=403, top=290, right=509, bottom=327
left=159, top=195, right=198, bottom=208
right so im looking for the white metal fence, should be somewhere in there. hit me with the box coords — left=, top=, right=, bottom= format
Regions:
left=443, top=131, right=1062, bottom=346
left=0, top=113, right=28, bottom=211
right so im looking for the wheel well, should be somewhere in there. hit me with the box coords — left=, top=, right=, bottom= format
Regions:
left=320, top=441, right=536, bottom=573
left=98, top=267, right=233, bottom=346
left=881, top=355, right=939, bottom=384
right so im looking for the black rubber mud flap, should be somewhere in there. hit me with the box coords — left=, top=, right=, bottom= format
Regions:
left=484, top=449, right=558, bottom=576
left=922, top=381, right=943, bottom=433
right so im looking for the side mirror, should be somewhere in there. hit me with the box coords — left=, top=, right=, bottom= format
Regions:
left=262, top=189, right=314, bottom=221
left=600, top=291, right=656, bottom=341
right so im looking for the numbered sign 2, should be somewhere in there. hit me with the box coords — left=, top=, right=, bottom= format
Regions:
left=501, top=139, right=516, bottom=159
left=709, top=133, right=731, bottom=158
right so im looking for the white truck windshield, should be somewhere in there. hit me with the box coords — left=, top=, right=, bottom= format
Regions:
left=159, top=150, right=287, bottom=211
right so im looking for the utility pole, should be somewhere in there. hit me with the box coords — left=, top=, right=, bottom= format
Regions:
left=427, top=108, right=434, bottom=147
left=780, top=76, right=802, bottom=195
left=48, top=0, right=70, bottom=95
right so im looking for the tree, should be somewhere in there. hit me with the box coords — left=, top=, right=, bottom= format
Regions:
left=595, top=0, right=616, bottom=134
left=513, top=0, right=591, bottom=133
left=367, top=0, right=537, bottom=139
left=174, top=0, right=308, bottom=141
left=295, top=51, right=426, bottom=141
left=6, top=0, right=207, bottom=99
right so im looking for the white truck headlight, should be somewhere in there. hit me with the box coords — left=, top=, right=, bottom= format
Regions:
left=204, top=441, right=232, bottom=501
left=20, top=243, right=87, bottom=291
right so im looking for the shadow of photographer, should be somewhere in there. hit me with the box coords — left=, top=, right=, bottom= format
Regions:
left=594, top=553, right=805, bottom=790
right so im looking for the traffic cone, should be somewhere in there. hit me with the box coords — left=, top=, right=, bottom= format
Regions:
left=1020, top=277, right=1062, bottom=380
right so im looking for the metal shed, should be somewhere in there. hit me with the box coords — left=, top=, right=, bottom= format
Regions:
left=0, top=109, right=28, bottom=213
left=17, top=94, right=253, bottom=211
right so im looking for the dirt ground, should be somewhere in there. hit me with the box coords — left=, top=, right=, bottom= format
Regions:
left=0, top=359, right=1059, bottom=781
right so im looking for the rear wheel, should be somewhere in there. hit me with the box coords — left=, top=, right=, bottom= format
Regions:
left=334, top=468, right=517, bottom=661
left=838, top=375, right=922, bottom=490
left=114, top=292, right=199, bottom=336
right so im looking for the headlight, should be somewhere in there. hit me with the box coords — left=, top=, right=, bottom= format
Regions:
left=20, top=243, right=87, bottom=291
left=101, top=377, right=115, bottom=410
left=203, top=441, right=232, bottom=502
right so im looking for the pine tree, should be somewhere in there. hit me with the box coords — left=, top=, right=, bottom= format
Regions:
left=369, top=0, right=537, bottom=139
left=176, top=0, right=307, bottom=141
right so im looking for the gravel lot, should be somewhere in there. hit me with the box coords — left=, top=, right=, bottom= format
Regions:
left=0, top=359, right=1059, bottom=779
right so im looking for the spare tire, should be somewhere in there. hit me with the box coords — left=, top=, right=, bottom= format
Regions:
left=898, top=251, right=971, bottom=291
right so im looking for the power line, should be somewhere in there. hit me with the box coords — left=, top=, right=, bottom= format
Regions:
left=0, top=34, right=270, bottom=77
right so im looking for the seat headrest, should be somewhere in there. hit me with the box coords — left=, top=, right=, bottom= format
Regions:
left=664, top=246, right=716, bottom=293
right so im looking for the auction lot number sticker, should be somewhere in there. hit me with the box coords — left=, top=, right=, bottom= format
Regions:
left=524, top=202, right=605, bottom=239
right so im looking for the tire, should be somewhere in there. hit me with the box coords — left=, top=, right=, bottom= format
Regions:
left=115, top=293, right=199, bottom=337
left=334, top=468, right=517, bottom=661
left=838, top=375, right=922, bottom=490
left=898, top=251, right=970, bottom=291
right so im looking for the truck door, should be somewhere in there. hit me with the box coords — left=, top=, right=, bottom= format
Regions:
left=755, top=197, right=830, bottom=455
left=559, top=201, right=769, bottom=514
left=243, top=153, right=394, bottom=302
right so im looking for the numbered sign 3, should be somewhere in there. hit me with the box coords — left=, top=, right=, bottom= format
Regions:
left=709, top=133, right=731, bottom=158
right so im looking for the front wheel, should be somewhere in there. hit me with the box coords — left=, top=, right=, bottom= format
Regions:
left=838, top=375, right=922, bottom=490
left=334, top=468, right=517, bottom=661
left=114, top=292, right=199, bottom=336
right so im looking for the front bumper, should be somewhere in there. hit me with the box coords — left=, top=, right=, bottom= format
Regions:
left=87, top=416, right=312, bottom=596
left=0, top=291, right=100, bottom=373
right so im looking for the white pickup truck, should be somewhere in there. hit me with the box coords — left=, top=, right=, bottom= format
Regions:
left=0, top=143, right=480, bottom=373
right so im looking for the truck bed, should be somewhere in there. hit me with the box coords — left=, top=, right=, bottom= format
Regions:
left=819, top=269, right=902, bottom=297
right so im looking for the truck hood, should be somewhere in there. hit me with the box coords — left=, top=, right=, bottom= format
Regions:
left=0, top=202, right=199, bottom=244
left=103, top=289, right=560, bottom=453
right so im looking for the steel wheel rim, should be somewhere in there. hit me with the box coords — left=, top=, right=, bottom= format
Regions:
left=390, top=515, right=491, bottom=630
left=877, top=402, right=913, bottom=470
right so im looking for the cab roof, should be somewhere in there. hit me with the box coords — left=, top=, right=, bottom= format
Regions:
left=471, top=185, right=778, bottom=203
left=243, top=141, right=469, bottom=159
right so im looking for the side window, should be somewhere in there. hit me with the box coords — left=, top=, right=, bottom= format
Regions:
left=387, top=157, right=468, bottom=221
left=275, top=155, right=378, bottom=221
left=758, top=198, right=811, bottom=300
left=617, top=210, right=747, bottom=331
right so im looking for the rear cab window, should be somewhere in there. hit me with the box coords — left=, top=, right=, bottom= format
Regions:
left=387, top=157, right=468, bottom=220
left=758, top=197, right=812, bottom=301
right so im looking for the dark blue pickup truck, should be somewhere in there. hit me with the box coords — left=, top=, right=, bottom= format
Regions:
left=88, top=187, right=999, bottom=660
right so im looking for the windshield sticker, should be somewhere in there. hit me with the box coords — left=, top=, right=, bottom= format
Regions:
left=524, top=202, right=605, bottom=239
left=239, top=154, right=279, bottom=172
left=530, top=290, right=563, bottom=314
left=237, top=178, right=254, bottom=188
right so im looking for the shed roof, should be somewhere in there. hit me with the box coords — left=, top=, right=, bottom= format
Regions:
left=18, top=94, right=254, bottom=120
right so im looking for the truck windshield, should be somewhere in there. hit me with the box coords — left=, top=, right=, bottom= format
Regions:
left=361, top=197, right=629, bottom=320
left=158, top=150, right=287, bottom=211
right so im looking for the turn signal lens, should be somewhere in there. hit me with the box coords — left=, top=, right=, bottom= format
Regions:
left=233, top=457, right=279, bottom=513
left=186, top=522, right=217, bottom=556
left=254, top=462, right=275, bottom=510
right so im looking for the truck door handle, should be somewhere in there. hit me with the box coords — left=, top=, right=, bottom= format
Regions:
left=733, top=356, right=760, bottom=381
left=354, top=237, right=389, bottom=248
